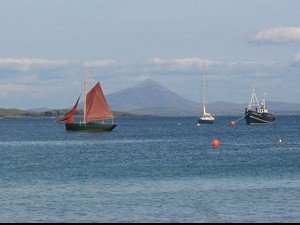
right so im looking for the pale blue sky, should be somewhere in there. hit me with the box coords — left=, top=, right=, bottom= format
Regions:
left=0, top=0, right=300, bottom=109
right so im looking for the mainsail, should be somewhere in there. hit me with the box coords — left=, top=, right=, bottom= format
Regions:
left=85, top=82, right=113, bottom=122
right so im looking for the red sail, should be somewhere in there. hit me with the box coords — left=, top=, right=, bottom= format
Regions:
left=85, top=82, right=113, bottom=122
left=59, top=96, right=80, bottom=123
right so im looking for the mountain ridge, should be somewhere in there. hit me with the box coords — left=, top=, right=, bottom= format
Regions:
left=106, top=79, right=300, bottom=116
left=1, top=79, right=300, bottom=116
left=106, top=79, right=199, bottom=113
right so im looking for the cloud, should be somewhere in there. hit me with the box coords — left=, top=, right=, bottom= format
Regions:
left=82, top=57, right=299, bottom=105
left=291, top=52, right=300, bottom=66
left=0, top=57, right=299, bottom=108
left=249, top=26, right=300, bottom=45
left=0, top=84, right=28, bottom=98
left=294, top=52, right=300, bottom=60
left=140, top=58, right=284, bottom=79
left=0, top=58, right=75, bottom=71
left=83, top=60, right=118, bottom=68
left=147, top=57, right=216, bottom=68
left=0, top=57, right=293, bottom=85
left=82, top=57, right=293, bottom=84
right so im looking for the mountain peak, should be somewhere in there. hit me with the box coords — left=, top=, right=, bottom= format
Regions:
left=135, top=79, right=165, bottom=89
left=106, top=79, right=198, bottom=114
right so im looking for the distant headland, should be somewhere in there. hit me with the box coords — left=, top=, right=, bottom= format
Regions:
left=0, top=108, right=145, bottom=118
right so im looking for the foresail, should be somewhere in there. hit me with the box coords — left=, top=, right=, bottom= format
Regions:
left=59, top=95, right=81, bottom=123
left=85, top=82, right=113, bottom=121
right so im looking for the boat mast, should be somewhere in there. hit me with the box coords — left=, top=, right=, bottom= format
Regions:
left=261, top=91, right=266, bottom=109
left=202, top=65, right=206, bottom=115
left=260, top=91, right=268, bottom=113
left=83, top=68, right=88, bottom=124
left=248, top=84, right=259, bottom=109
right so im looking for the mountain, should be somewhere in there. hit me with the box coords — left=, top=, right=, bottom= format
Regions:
left=205, top=101, right=244, bottom=116
left=205, top=101, right=300, bottom=116
left=106, top=79, right=300, bottom=116
left=264, top=101, right=300, bottom=115
left=0, top=108, right=26, bottom=117
left=106, top=79, right=199, bottom=116
left=2, top=79, right=299, bottom=117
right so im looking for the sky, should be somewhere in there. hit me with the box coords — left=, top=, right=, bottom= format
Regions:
left=0, top=0, right=300, bottom=109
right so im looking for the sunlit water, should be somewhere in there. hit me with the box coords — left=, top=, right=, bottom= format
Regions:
left=0, top=116, right=299, bottom=222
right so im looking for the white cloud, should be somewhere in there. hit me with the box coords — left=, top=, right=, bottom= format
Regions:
left=249, top=26, right=300, bottom=45
left=293, top=52, right=300, bottom=61
left=0, top=58, right=74, bottom=71
left=147, top=58, right=215, bottom=67
left=0, top=57, right=299, bottom=108
left=0, top=84, right=29, bottom=98
left=84, top=60, right=117, bottom=68
left=288, top=52, right=300, bottom=67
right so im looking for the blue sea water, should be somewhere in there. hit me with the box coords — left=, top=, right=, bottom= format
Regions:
left=0, top=116, right=299, bottom=222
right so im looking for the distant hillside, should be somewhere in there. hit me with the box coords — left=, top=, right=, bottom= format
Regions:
left=0, top=107, right=143, bottom=118
left=26, top=107, right=53, bottom=113
left=205, top=101, right=244, bottom=116
left=2, top=80, right=300, bottom=117
left=0, top=108, right=68, bottom=118
left=105, top=79, right=300, bottom=116
left=267, top=101, right=300, bottom=114
left=128, top=106, right=199, bottom=116
left=0, top=108, right=26, bottom=117
left=206, top=101, right=300, bottom=116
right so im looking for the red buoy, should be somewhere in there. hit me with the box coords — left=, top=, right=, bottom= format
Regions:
left=230, top=120, right=236, bottom=126
left=211, top=139, right=221, bottom=147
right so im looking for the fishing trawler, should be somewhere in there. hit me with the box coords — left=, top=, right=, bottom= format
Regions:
left=59, top=70, right=116, bottom=132
left=244, top=86, right=275, bottom=124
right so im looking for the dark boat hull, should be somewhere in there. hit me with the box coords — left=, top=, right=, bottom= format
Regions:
left=66, top=123, right=117, bottom=132
left=245, top=110, right=275, bottom=124
left=198, top=118, right=214, bottom=124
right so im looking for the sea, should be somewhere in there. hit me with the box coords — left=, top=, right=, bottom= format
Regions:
left=0, top=116, right=299, bottom=223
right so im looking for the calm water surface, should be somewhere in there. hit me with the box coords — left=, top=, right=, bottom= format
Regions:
left=0, top=116, right=299, bottom=222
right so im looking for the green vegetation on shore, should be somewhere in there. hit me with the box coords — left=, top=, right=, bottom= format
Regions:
left=0, top=108, right=145, bottom=118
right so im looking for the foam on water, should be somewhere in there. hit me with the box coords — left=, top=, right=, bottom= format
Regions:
left=0, top=139, right=174, bottom=147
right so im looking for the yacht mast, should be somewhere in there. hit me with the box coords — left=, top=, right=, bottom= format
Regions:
left=83, top=68, right=88, bottom=124
left=202, top=65, right=206, bottom=115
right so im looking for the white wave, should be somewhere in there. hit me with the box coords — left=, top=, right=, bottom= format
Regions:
left=0, top=139, right=174, bottom=147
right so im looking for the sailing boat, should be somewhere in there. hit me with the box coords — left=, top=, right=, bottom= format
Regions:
left=59, top=71, right=117, bottom=132
left=244, top=86, right=275, bottom=124
left=197, top=65, right=215, bottom=124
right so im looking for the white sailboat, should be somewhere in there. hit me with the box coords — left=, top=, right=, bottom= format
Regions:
left=197, top=65, right=215, bottom=125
